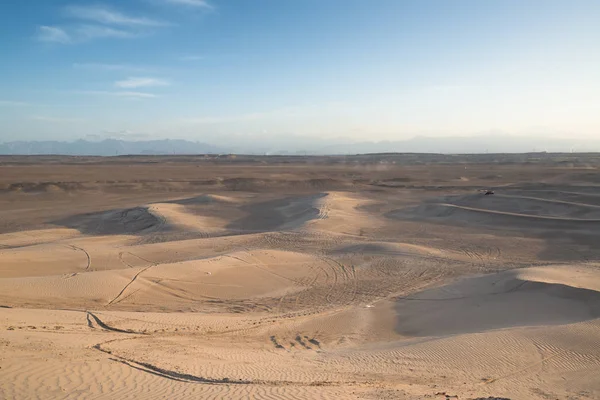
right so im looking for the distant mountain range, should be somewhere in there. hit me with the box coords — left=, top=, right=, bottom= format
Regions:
left=1, top=135, right=599, bottom=156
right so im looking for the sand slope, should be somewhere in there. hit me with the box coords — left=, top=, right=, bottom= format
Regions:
left=395, top=266, right=600, bottom=336
left=2, top=167, right=600, bottom=400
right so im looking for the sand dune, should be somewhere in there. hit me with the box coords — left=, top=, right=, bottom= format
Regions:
left=395, top=266, right=600, bottom=336
left=0, top=243, right=92, bottom=278
left=433, top=202, right=600, bottom=223
left=148, top=203, right=228, bottom=235
left=0, top=235, right=139, bottom=278
left=55, top=207, right=163, bottom=235
left=390, top=192, right=600, bottom=236
left=2, top=159, right=600, bottom=399
left=331, top=241, right=474, bottom=262
left=226, top=193, right=325, bottom=232
left=0, top=228, right=80, bottom=248
left=168, top=193, right=242, bottom=205
left=304, top=191, right=382, bottom=235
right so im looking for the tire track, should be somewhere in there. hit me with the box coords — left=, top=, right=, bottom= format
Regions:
left=65, top=244, right=91, bottom=271
left=436, top=203, right=600, bottom=222
left=233, top=252, right=304, bottom=285
left=496, top=193, right=600, bottom=209
left=93, top=342, right=343, bottom=387
left=106, top=262, right=156, bottom=306
left=483, top=351, right=565, bottom=385
left=118, top=252, right=135, bottom=268
left=322, top=256, right=358, bottom=306
left=86, top=311, right=143, bottom=334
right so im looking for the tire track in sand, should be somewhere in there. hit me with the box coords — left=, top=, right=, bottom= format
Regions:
left=436, top=203, right=600, bottom=222
left=86, top=311, right=144, bottom=334
left=64, top=244, right=91, bottom=271
left=106, top=254, right=157, bottom=306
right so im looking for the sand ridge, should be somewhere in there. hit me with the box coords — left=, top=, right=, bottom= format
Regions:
left=1, top=155, right=600, bottom=399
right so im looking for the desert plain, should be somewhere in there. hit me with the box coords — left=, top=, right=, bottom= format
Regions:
left=1, top=153, right=599, bottom=399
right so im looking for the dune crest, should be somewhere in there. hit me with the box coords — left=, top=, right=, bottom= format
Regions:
left=2, top=156, right=600, bottom=399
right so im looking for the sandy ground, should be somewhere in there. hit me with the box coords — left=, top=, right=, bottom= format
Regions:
left=1, top=154, right=600, bottom=399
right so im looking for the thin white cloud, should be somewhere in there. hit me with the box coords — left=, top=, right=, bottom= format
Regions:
left=0, top=100, right=30, bottom=106
left=180, top=55, right=205, bottom=61
left=0, top=100, right=78, bottom=108
left=76, top=90, right=158, bottom=98
left=31, top=116, right=85, bottom=123
left=163, top=0, right=213, bottom=8
left=65, top=5, right=167, bottom=27
left=114, top=91, right=159, bottom=98
left=37, top=24, right=137, bottom=44
left=115, top=77, right=169, bottom=88
left=76, top=25, right=137, bottom=40
left=37, top=26, right=72, bottom=44
left=73, top=63, right=150, bottom=72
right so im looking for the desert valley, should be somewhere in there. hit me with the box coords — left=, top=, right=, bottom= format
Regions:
left=1, top=153, right=599, bottom=400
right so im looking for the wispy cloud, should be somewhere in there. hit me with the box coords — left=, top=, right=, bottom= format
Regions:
left=115, top=77, right=169, bottom=88
left=65, top=5, right=167, bottom=27
left=76, top=90, right=159, bottom=98
left=163, top=0, right=213, bottom=9
left=180, top=55, right=205, bottom=61
left=76, top=25, right=137, bottom=40
left=37, top=5, right=169, bottom=44
left=37, top=26, right=72, bottom=43
left=73, top=63, right=150, bottom=72
left=0, top=100, right=31, bottom=107
left=37, top=24, right=137, bottom=44
left=1, top=100, right=83, bottom=109
left=30, top=116, right=85, bottom=123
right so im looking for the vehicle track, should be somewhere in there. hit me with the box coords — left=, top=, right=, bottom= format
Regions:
left=495, top=194, right=600, bottom=209
left=106, top=263, right=156, bottom=306
left=65, top=244, right=91, bottom=270
left=436, top=203, right=600, bottom=221
left=86, top=311, right=143, bottom=334
left=118, top=252, right=135, bottom=268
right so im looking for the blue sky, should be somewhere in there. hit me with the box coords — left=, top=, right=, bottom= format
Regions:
left=1, top=0, right=599, bottom=143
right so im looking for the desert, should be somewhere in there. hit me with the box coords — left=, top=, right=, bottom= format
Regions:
left=1, top=153, right=599, bottom=399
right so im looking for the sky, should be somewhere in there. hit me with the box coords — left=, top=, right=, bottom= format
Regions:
left=0, top=0, right=599, bottom=144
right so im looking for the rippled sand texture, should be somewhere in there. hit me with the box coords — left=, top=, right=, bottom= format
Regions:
left=1, top=154, right=600, bottom=399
